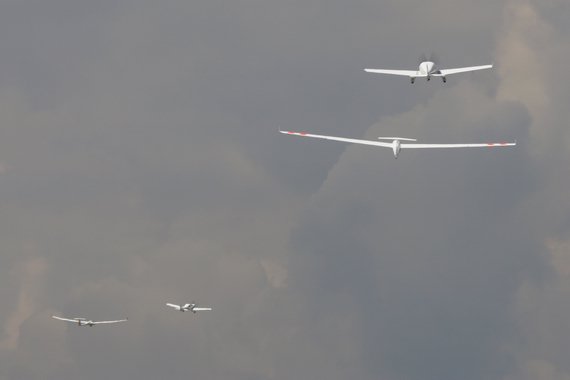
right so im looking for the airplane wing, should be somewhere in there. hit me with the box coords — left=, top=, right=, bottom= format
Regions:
left=166, top=303, right=181, bottom=310
left=52, top=316, right=80, bottom=323
left=91, top=318, right=128, bottom=325
left=193, top=308, right=212, bottom=312
left=280, top=130, right=393, bottom=148
left=438, top=64, right=493, bottom=76
left=364, top=68, right=418, bottom=76
left=401, top=142, right=515, bottom=149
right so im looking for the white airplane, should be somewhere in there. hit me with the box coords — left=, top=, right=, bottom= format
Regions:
left=364, top=61, right=492, bottom=83
left=166, top=303, right=212, bottom=313
left=280, top=130, right=515, bottom=158
left=52, top=315, right=128, bottom=327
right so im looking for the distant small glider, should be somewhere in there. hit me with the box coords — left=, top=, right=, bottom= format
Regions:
left=166, top=303, right=212, bottom=313
left=52, top=315, right=128, bottom=327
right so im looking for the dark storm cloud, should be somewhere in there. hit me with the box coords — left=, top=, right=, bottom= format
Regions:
left=0, top=1, right=568, bottom=380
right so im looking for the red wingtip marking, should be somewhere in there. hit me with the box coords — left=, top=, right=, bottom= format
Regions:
left=285, top=131, right=308, bottom=136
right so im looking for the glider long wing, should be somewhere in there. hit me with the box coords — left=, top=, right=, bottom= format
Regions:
left=52, top=316, right=80, bottom=323
left=401, top=142, right=515, bottom=149
left=193, top=307, right=212, bottom=312
left=280, top=130, right=393, bottom=148
left=91, top=319, right=128, bottom=325
left=280, top=130, right=515, bottom=149
left=438, top=64, right=493, bottom=76
left=364, top=68, right=418, bottom=76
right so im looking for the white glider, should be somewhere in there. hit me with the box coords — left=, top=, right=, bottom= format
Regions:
left=52, top=315, right=128, bottom=327
left=280, top=130, right=515, bottom=158
left=364, top=60, right=492, bottom=83
left=166, top=303, right=212, bottom=313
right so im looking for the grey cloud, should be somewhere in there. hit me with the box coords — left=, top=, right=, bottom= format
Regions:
left=0, top=0, right=568, bottom=380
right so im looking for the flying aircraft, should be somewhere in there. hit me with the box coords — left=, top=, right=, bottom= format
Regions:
left=166, top=303, right=212, bottom=313
left=364, top=60, right=492, bottom=83
left=280, top=130, right=515, bottom=158
left=52, top=315, right=128, bottom=327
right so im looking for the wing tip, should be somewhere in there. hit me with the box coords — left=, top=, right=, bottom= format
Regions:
left=280, top=130, right=308, bottom=136
left=486, top=141, right=517, bottom=147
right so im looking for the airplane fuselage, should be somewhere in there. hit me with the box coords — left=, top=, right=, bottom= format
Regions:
left=417, top=61, right=444, bottom=82
left=409, top=61, right=446, bottom=83
left=418, top=61, right=435, bottom=76
left=179, top=303, right=196, bottom=312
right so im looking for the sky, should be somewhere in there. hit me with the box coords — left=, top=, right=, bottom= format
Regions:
left=0, top=0, right=569, bottom=379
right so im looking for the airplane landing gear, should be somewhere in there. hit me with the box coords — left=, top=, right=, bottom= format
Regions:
left=442, top=77, right=447, bottom=83
left=410, top=77, right=415, bottom=84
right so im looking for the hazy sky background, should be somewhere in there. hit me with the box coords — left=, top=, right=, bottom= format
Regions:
left=0, top=0, right=569, bottom=379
